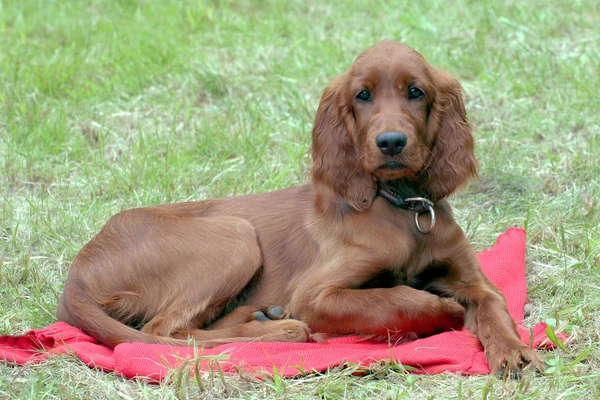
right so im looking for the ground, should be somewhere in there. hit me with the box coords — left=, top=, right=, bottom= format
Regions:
left=0, top=0, right=598, bottom=398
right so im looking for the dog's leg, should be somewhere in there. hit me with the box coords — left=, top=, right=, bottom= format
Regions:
left=172, top=318, right=311, bottom=346
left=62, top=207, right=314, bottom=347
left=419, top=235, right=544, bottom=374
left=132, top=215, right=268, bottom=338
left=64, top=209, right=274, bottom=346
left=289, top=252, right=465, bottom=338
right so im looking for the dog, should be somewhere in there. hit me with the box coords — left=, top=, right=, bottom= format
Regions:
left=57, top=40, right=542, bottom=373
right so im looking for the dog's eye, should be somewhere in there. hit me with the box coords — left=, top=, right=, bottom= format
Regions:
left=408, top=87, right=424, bottom=100
left=355, top=89, right=372, bottom=102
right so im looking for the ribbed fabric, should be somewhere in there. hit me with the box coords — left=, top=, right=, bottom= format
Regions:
left=1, top=228, right=565, bottom=380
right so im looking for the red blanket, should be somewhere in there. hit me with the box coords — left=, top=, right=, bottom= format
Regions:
left=1, top=228, right=562, bottom=380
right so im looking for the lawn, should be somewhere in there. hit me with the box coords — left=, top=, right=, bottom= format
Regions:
left=1, top=0, right=598, bottom=398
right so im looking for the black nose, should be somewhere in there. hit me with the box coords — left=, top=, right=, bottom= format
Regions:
left=376, top=131, right=407, bottom=156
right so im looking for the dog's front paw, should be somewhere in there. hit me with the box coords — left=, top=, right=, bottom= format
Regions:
left=485, top=340, right=544, bottom=376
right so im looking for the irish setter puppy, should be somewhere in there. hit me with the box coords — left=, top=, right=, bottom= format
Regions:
left=58, top=41, right=542, bottom=373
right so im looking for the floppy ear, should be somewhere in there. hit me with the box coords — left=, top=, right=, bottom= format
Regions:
left=421, top=70, right=478, bottom=201
left=311, top=76, right=377, bottom=211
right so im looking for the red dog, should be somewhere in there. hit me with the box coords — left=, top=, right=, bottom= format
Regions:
left=58, top=41, right=542, bottom=373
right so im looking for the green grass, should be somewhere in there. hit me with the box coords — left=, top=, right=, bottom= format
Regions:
left=1, top=0, right=598, bottom=398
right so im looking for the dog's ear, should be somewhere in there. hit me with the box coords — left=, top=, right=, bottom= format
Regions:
left=421, top=70, right=478, bottom=201
left=311, top=76, right=377, bottom=211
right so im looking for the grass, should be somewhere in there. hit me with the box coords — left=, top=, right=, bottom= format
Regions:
left=1, top=0, right=598, bottom=398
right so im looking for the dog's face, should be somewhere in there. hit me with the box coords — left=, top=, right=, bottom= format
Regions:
left=311, top=41, right=478, bottom=210
left=346, top=42, right=434, bottom=181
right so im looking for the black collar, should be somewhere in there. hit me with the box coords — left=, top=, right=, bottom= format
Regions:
left=377, top=180, right=432, bottom=211
left=377, top=180, right=436, bottom=234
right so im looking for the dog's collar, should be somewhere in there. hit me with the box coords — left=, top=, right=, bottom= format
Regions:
left=377, top=181, right=436, bottom=234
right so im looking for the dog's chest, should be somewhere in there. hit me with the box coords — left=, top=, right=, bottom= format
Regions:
left=350, top=206, right=423, bottom=262
left=348, top=202, right=445, bottom=282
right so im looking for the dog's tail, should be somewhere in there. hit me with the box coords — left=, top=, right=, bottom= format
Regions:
left=57, top=283, right=190, bottom=348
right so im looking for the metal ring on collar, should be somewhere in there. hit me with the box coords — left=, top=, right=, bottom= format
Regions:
left=414, top=203, right=436, bottom=234
left=403, top=197, right=434, bottom=207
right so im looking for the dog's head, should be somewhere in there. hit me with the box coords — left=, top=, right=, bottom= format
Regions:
left=311, top=40, right=478, bottom=210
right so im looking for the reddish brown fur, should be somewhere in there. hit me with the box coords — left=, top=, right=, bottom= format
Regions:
left=58, top=41, right=542, bottom=373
